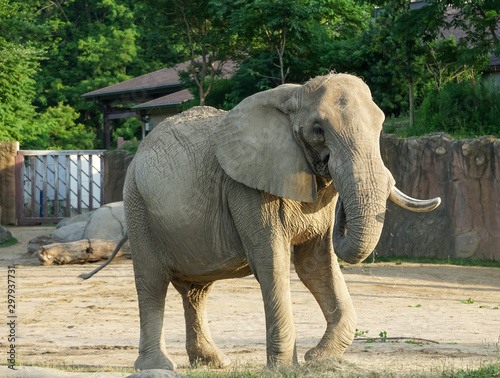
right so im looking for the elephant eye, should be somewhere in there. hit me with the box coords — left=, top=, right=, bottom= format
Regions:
left=313, top=124, right=324, bottom=136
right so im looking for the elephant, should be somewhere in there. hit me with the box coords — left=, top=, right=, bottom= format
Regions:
left=84, top=73, right=440, bottom=371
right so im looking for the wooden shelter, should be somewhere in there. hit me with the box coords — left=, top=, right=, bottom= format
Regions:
left=83, top=59, right=236, bottom=148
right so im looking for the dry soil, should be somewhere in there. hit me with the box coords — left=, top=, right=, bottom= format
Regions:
left=1, top=226, right=499, bottom=377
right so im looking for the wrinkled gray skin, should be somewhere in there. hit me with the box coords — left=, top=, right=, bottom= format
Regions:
left=124, top=74, right=439, bottom=371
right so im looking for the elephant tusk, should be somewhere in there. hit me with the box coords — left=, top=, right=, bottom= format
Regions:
left=389, top=187, right=441, bottom=212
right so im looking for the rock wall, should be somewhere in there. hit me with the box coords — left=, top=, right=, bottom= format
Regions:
left=377, top=133, right=500, bottom=261
left=103, top=148, right=135, bottom=204
left=0, top=142, right=18, bottom=225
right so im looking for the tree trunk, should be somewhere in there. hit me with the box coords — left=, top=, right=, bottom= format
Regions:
left=408, top=76, right=414, bottom=128
left=38, top=239, right=130, bottom=266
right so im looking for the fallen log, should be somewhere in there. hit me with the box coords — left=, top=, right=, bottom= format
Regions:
left=38, top=239, right=130, bottom=266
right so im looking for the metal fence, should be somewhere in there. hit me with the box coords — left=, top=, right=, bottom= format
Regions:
left=15, top=150, right=105, bottom=225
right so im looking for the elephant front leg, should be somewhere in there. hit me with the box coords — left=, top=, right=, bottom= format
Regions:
left=293, top=233, right=357, bottom=361
left=172, top=280, right=231, bottom=368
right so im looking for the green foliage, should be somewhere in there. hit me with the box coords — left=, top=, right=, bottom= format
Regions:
left=410, top=79, right=500, bottom=138
left=30, top=0, right=141, bottom=147
left=0, top=0, right=45, bottom=146
left=2, top=0, right=499, bottom=149
left=34, top=103, right=96, bottom=150
left=460, top=298, right=474, bottom=304
left=112, top=117, right=142, bottom=145
left=0, top=43, right=42, bottom=145
left=355, top=329, right=369, bottom=337
left=221, top=0, right=371, bottom=105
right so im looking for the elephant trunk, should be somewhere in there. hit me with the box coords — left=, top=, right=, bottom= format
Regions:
left=332, top=186, right=387, bottom=265
left=331, top=164, right=441, bottom=264
left=330, top=154, right=391, bottom=265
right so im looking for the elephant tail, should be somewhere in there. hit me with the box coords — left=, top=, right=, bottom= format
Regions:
left=79, top=233, right=129, bottom=280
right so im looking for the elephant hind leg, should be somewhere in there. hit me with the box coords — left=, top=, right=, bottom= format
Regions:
left=133, top=266, right=176, bottom=371
left=172, top=279, right=231, bottom=368
left=126, top=173, right=177, bottom=371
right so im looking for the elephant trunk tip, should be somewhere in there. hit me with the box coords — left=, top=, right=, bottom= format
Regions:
left=333, top=196, right=386, bottom=265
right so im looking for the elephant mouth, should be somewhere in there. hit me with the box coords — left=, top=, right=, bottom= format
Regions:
left=334, top=199, right=347, bottom=240
left=314, top=151, right=331, bottom=177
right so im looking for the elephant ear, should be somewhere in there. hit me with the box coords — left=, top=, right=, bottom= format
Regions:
left=213, top=85, right=318, bottom=202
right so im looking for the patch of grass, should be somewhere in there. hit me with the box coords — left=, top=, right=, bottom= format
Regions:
left=354, top=329, right=369, bottom=337
left=460, top=298, right=474, bottom=304
left=24, top=362, right=136, bottom=373
left=186, top=358, right=368, bottom=377
left=442, top=362, right=500, bottom=378
left=369, top=255, right=500, bottom=268
left=379, top=331, right=387, bottom=342
left=0, top=237, right=18, bottom=248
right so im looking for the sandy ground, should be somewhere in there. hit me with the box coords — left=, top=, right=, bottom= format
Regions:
left=0, top=226, right=499, bottom=377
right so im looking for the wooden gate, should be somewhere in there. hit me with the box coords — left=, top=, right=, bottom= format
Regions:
left=15, top=150, right=106, bottom=225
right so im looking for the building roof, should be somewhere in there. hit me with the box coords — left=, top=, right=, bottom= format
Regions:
left=132, top=89, right=193, bottom=110
left=81, top=59, right=236, bottom=104
left=82, top=68, right=183, bottom=98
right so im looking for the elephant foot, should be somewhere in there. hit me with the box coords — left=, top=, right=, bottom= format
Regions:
left=304, top=345, right=342, bottom=362
left=134, top=352, right=177, bottom=371
left=188, top=346, right=231, bottom=369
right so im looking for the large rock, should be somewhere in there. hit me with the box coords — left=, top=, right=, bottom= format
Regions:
left=52, top=202, right=126, bottom=242
left=56, top=211, right=93, bottom=229
left=376, top=133, right=500, bottom=261
left=51, top=221, right=87, bottom=242
left=0, top=225, right=12, bottom=244
left=83, top=201, right=126, bottom=240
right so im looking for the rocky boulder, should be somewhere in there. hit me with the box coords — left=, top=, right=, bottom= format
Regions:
left=0, top=225, right=12, bottom=244
left=53, top=202, right=126, bottom=242
left=50, top=201, right=130, bottom=258
left=83, top=201, right=126, bottom=240
left=51, top=222, right=87, bottom=242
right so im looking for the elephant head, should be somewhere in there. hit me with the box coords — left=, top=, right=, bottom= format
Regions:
left=214, top=74, right=440, bottom=264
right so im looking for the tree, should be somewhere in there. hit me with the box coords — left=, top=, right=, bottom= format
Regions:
left=140, top=0, right=238, bottom=106
left=360, top=1, right=438, bottom=127
left=445, top=0, right=500, bottom=56
left=28, top=0, right=141, bottom=147
left=220, top=0, right=370, bottom=105
left=0, top=0, right=43, bottom=147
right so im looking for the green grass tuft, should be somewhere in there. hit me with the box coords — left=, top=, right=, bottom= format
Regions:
left=0, top=237, right=18, bottom=248
left=442, top=362, right=500, bottom=377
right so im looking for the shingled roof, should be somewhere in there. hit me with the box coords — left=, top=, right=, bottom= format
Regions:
left=82, top=68, right=183, bottom=98
left=132, top=89, right=194, bottom=110
left=82, top=59, right=236, bottom=105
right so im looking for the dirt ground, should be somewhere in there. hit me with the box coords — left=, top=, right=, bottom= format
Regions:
left=1, top=226, right=499, bottom=377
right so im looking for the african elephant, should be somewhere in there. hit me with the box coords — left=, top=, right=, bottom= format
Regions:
left=121, top=74, right=440, bottom=370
